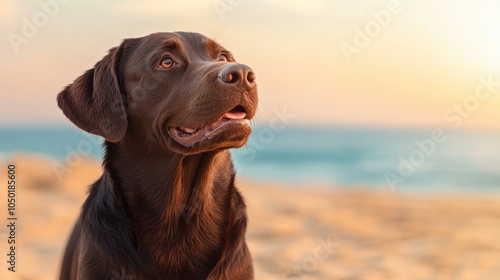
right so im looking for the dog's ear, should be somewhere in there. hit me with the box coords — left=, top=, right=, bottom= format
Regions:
left=57, top=43, right=128, bottom=142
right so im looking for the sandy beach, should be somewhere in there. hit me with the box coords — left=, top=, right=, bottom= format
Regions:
left=1, top=155, right=499, bottom=280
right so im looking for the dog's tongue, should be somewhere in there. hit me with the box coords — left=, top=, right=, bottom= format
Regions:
left=224, top=111, right=246, bottom=120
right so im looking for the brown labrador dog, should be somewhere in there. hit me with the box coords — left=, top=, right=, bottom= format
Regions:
left=57, top=32, right=257, bottom=280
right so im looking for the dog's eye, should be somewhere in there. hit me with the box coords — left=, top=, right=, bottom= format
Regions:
left=159, top=57, right=176, bottom=68
left=218, top=54, right=228, bottom=62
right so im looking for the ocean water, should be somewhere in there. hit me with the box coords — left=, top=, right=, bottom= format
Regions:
left=1, top=126, right=499, bottom=193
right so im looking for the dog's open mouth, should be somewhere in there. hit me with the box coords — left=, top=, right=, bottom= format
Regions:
left=168, top=105, right=250, bottom=147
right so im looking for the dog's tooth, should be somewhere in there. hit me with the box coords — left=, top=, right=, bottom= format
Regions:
left=183, top=127, right=196, bottom=134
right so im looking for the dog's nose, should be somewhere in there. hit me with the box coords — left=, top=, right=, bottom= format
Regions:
left=218, top=64, right=255, bottom=91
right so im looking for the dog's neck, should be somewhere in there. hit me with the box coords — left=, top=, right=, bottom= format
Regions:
left=104, top=140, right=236, bottom=275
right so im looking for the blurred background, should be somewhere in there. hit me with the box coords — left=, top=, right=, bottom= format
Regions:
left=1, top=1, right=500, bottom=279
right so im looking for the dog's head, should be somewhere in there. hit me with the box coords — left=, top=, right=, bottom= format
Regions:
left=58, top=32, right=258, bottom=155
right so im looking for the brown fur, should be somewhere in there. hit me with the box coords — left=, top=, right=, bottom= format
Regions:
left=58, top=32, right=257, bottom=280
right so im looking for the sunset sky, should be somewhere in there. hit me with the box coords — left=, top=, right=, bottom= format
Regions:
left=1, top=0, right=499, bottom=129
